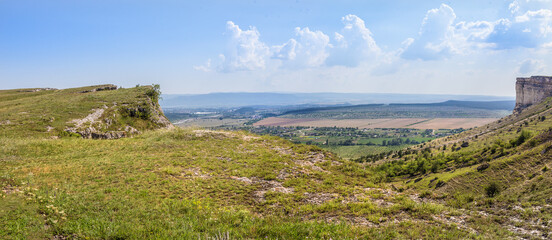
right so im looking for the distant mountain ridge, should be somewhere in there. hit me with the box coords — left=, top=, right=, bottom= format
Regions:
left=391, top=100, right=515, bottom=110
left=161, top=92, right=514, bottom=108
left=280, top=100, right=515, bottom=119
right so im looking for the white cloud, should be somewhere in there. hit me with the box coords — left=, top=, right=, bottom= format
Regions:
left=515, top=9, right=552, bottom=35
left=401, top=2, right=552, bottom=59
left=401, top=4, right=457, bottom=60
left=273, top=27, right=330, bottom=68
left=485, top=1, right=552, bottom=49
left=326, top=14, right=381, bottom=67
left=218, top=21, right=269, bottom=72
left=543, top=41, right=552, bottom=48
left=509, top=0, right=521, bottom=14
left=272, top=39, right=297, bottom=60
left=193, top=59, right=212, bottom=72
left=455, top=21, right=494, bottom=42
left=518, top=59, right=546, bottom=74
left=198, top=1, right=552, bottom=79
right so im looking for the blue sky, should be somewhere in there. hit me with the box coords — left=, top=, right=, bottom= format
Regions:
left=1, top=0, right=551, bottom=95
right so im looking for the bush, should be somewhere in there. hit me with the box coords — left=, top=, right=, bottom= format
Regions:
left=146, top=84, right=162, bottom=103
left=120, top=106, right=151, bottom=120
left=485, top=182, right=501, bottom=197
left=510, top=130, right=532, bottom=147
left=58, top=131, right=82, bottom=138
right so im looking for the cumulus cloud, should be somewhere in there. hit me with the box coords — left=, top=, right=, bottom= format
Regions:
left=197, top=1, right=552, bottom=74
left=219, top=21, right=270, bottom=72
left=201, top=15, right=384, bottom=72
left=485, top=18, right=539, bottom=49
left=509, top=0, right=521, bottom=14
left=401, top=4, right=457, bottom=60
left=486, top=9, right=552, bottom=49
left=193, top=59, right=212, bottom=72
left=272, top=39, right=297, bottom=60
left=485, top=0, right=552, bottom=49
left=518, top=59, right=546, bottom=74
left=326, top=14, right=381, bottom=67
left=401, top=2, right=552, bottom=60
left=272, top=27, right=330, bottom=68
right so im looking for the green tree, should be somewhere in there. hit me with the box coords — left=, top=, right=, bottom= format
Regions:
left=485, top=182, right=501, bottom=197
left=146, top=84, right=162, bottom=103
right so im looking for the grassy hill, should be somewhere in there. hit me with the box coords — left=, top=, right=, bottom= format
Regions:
left=281, top=101, right=513, bottom=119
left=361, top=98, right=552, bottom=239
left=0, top=85, right=548, bottom=239
left=0, top=85, right=172, bottom=139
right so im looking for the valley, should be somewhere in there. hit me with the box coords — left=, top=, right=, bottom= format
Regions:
left=254, top=117, right=498, bottom=129
left=1, top=82, right=551, bottom=239
left=5, top=1, right=552, bottom=239
left=165, top=99, right=511, bottom=160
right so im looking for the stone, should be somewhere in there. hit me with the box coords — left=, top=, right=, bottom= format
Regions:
left=78, top=85, right=117, bottom=93
left=514, top=76, right=552, bottom=113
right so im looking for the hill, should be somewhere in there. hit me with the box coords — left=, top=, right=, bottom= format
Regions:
left=0, top=85, right=547, bottom=239
left=0, top=85, right=172, bottom=139
left=281, top=100, right=514, bottom=119
left=359, top=97, right=552, bottom=239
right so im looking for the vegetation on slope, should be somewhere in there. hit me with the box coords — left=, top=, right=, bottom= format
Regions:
left=281, top=101, right=512, bottom=119
left=0, top=85, right=171, bottom=139
left=358, top=98, right=552, bottom=238
left=1, top=128, right=481, bottom=239
left=1, top=85, right=548, bottom=239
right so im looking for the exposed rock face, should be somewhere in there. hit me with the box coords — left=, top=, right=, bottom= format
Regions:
left=78, top=85, right=118, bottom=93
left=514, top=76, right=552, bottom=113
left=17, top=88, right=57, bottom=92
left=64, top=86, right=173, bottom=139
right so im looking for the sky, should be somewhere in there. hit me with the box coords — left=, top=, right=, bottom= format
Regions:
left=1, top=0, right=551, bottom=96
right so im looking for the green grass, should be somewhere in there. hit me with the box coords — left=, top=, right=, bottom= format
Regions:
left=321, top=145, right=406, bottom=159
left=1, top=85, right=547, bottom=239
left=0, top=85, right=168, bottom=139
left=0, top=129, right=478, bottom=239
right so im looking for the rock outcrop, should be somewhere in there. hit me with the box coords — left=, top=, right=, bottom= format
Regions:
left=17, top=88, right=57, bottom=92
left=64, top=85, right=173, bottom=139
left=514, top=76, right=552, bottom=113
left=78, top=85, right=118, bottom=93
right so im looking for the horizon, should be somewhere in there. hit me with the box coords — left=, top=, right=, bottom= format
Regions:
left=161, top=91, right=516, bottom=98
left=0, top=84, right=519, bottom=98
left=0, top=84, right=518, bottom=98
left=1, top=1, right=551, bottom=95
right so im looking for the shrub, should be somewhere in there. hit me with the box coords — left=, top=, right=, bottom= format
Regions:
left=419, top=190, right=432, bottom=199
left=510, top=130, right=532, bottom=147
left=58, top=131, right=82, bottom=138
left=485, top=182, right=501, bottom=197
left=146, top=84, right=162, bottom=103
left=120, top=106, right=151, bottom=120
left=528, top=139, right=538, bottom=147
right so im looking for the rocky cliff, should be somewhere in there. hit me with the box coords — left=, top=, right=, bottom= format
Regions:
left=514, top=76, right=552, bottom=113
left=64, top=85, right=174, bottom=139
left=0, top=84, right=173, bottom=139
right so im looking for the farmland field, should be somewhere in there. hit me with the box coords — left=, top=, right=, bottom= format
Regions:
left=254, top=117, right=498, bottom=129
left=174, top=118, right=247, bottom=128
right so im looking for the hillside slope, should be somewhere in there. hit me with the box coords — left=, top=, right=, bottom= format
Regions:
left=364, top=97, right=552, bottom=239
left=281, top=101, right=512, bottom=119
left=0, top=85, right=544, bottom=239
left=0, top=85, right=172, bottom=139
